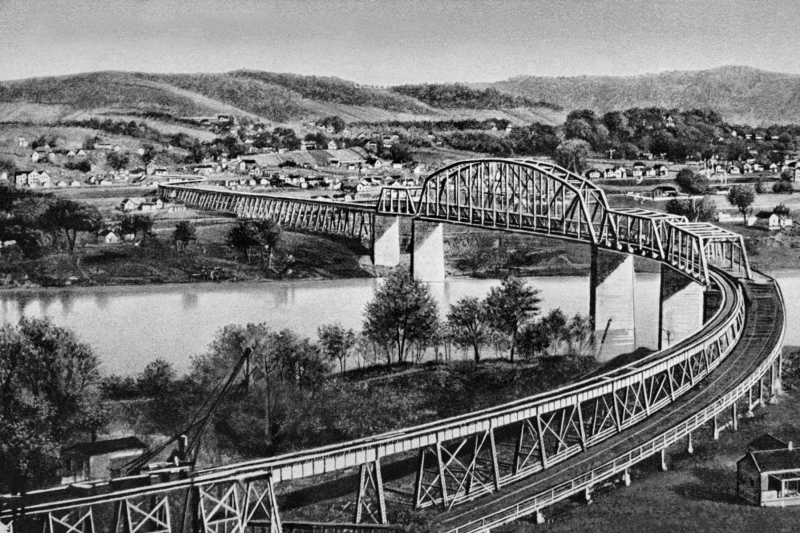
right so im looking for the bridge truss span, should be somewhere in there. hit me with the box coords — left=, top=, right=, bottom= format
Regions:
left=0, top=160, right=777, bottom=533
left=410, top=159, right=751, bottom=285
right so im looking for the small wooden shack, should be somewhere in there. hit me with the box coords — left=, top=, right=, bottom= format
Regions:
left=61, top=437, right=147, bottom=484
left=737, top=434, right=800, bottom=507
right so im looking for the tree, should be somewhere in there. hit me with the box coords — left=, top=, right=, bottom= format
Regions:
left=727, top=185, right=756, bottom=224
left=446, top=297, right=489, bottom=363
left=137, top=359, right=176, bottom=397
left=226, top=221, right=259, bottom=263
left=773, top=180, right=794, bottom=194
left=41, top=199, right=102, bottom=253
left=774, top=203, right=791, bottom=220
left=251, top=219, right=281, bottom=266
left=0, top=318, right=102, bottom=493
left=173, top=221, right=197, bottom=253
left=540, top=308, right=568, bottom=353
left=119, top=214, right=153, bottom=241
left=362, top=269, right=439, bottom=365
left=141, top=144, right=157, bottom=165
left=106, top=151, right=130, bottom=171
left=317, top=323, right=356, bottom=373
left=674, top=168, right=709, bottom=195
left=665, top=198, right=717, bottom=222
left=553, top=140, right=590, bottom=174
left=566, top=313, right=594, bottom=355
left=517, top=321, right=549, bottom=359
left=484, top=277, right=541, bottom=363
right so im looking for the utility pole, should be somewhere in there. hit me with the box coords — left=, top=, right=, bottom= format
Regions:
left=608, top=148, right=615, bottom=160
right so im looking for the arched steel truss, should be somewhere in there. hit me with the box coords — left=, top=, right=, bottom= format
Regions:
left=406, top=159, right=751, bottom=285
left=0, top=162, right=772, bottom=533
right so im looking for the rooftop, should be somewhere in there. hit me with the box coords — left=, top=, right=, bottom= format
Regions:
left=63, top=437, right=146, bottom=457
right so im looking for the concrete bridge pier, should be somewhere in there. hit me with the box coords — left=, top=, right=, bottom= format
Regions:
left=372, top=215, right=401, bottom=267
left=411, top=220, right=445, bottom=282
left=590, top=248, right=636, bottom=362
left=659, top=266, right=705, bottom=349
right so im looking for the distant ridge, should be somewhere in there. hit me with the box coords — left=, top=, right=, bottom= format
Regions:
left=482, top=66, right=800, bottom=125
left=0, top=71, right=562, bottom=127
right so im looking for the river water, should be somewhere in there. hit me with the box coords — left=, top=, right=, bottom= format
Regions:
left=0, top=274, right=669, bottom=375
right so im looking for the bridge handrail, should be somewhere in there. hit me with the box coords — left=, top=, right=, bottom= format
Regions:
left=447, top=274, right=786, bottom=533
left=0, top=269, right=745, bottom=517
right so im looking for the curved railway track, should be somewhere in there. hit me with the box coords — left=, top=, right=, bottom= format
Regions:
left=0, top=161, right=786, bottom=533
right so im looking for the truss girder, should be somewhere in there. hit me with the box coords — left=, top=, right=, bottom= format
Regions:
left=413, top=286, right=745, bottom=509
left=415, top=430, right=501, bottom=510
left=197, top=475, right=281, bottom=533
left=355, top=460, right=387, bottom=525
left=46, top=509, right=94, bottom=533
left=160, top=186, right=375, bottom=243
left=116, top=497, right=171, bottom=533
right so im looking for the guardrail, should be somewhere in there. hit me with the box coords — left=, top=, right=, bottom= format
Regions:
left=447, top=275, right=784, bottom=533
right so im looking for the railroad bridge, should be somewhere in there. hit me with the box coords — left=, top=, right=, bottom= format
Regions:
left=0, top=159, right=785, bottom=533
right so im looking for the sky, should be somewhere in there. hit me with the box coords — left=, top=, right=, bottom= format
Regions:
left=2, top=0, right=800, bottom=85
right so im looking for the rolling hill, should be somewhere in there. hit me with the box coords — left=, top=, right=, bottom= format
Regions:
left=483, top=66, right=800, bottom=125
left=0, top=71, right=563, bottom=128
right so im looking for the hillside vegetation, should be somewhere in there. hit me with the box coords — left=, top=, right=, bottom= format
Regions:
left=0, top=71, right=556, bottom=126
left=391, top=83, right=562, bottom=111
left=487, top=66, right=800, bottom=125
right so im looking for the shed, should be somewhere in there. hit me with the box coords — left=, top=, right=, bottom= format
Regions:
left=737, top=434, right=800, bottom=507
left=61, top=437, right=147, bottom=483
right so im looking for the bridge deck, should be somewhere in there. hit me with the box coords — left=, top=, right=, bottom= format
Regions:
left=437, top=277, right=783, bottom=532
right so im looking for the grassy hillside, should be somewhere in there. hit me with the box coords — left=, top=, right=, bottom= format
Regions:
left=486, top=66, right=800, bottom=125
left=0, top=70, right=563, bottom=127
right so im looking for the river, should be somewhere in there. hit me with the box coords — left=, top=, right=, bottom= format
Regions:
left=5, top=270, right=794, bottom=375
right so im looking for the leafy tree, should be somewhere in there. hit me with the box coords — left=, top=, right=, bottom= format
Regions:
left=484, top=277, right=541, bottom=363
left=773, top=180, right=794, bottom=194
left=540, top=308, right=569, bottom=353
left=554, top=140, right=591, bottom=174
left=173, top=221, right=197, bottom=253
left=566, top=313, right=594, bottom=356
left=41, top=199, right=102, bottom=253
left=226, top=221, right=260, bottom=263
left=106, top=151, right=130, bottom=171
left=0, top=318, right=102, bottom=493
left=774, top=203, right=791, bottom=219
left=665, top=198, right=717, bottom=222
left=64, top=160, right=91, bottom=173
left=141, top=144, right=157, bottom=165
left=251, top=219, right=281, bottom=266
left=120, top=214, right=153, bottom=240
left=675, top=168, right=709, bottom=195
left=517, top=321, right=550, bottom=359
left=446, top=297, right=489, bottom=363
left=363, top=269, right=439, bottom=365
left=317, top=323, right=356, bottom=373
left=137, top=359, right=176, bottom=397
left=0, top=158, right=17, bottom=176
left=726, top=185, right=756, bottom=224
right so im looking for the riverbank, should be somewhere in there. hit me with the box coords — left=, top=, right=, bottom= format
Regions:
left=0, top=220, right=602, bottom=291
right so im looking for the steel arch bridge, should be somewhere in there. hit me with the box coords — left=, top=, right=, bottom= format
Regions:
left=0, top=160, right=782, bottom=533
left=377, top=159, right=751, bottom=286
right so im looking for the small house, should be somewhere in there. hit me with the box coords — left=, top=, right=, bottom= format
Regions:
left=70, top=180, right=81, bottom=187
left=584, top=168, right=601, bottom=180
left=61, top=437, right=147, bottom=484
left=100, top=230, right=120, bottom=244
left=653, top=164, right=669, bottom=177
left=752, top=211, right=780, bottom=229
left=120, top=198, right=137, bottom=211
left=738, top=434, right=800, bottom=507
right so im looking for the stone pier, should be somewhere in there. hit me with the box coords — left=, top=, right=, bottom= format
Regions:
left=659, top=265, right=704, bottom=349
left=590, top=248, right=636, bottom=362
left=411, top=220, right=445, bottom=282
left=372, top=215, right=401, bottom=267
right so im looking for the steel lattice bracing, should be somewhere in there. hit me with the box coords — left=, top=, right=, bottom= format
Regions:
left=161, top=185, right=375, bottom=243
left=403, top=159, right=751, bottom=285
left=0, top=162, right=769, bottom=533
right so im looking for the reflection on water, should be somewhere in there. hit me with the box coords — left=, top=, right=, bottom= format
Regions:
left=0, top=274, right=664, bottom=375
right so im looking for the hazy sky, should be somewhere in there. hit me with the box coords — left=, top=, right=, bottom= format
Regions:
left=2, top=0, right=800, bottom=84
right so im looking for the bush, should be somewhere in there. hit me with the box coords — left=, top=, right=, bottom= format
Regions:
left=773, top=180, right=794, bottom=194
